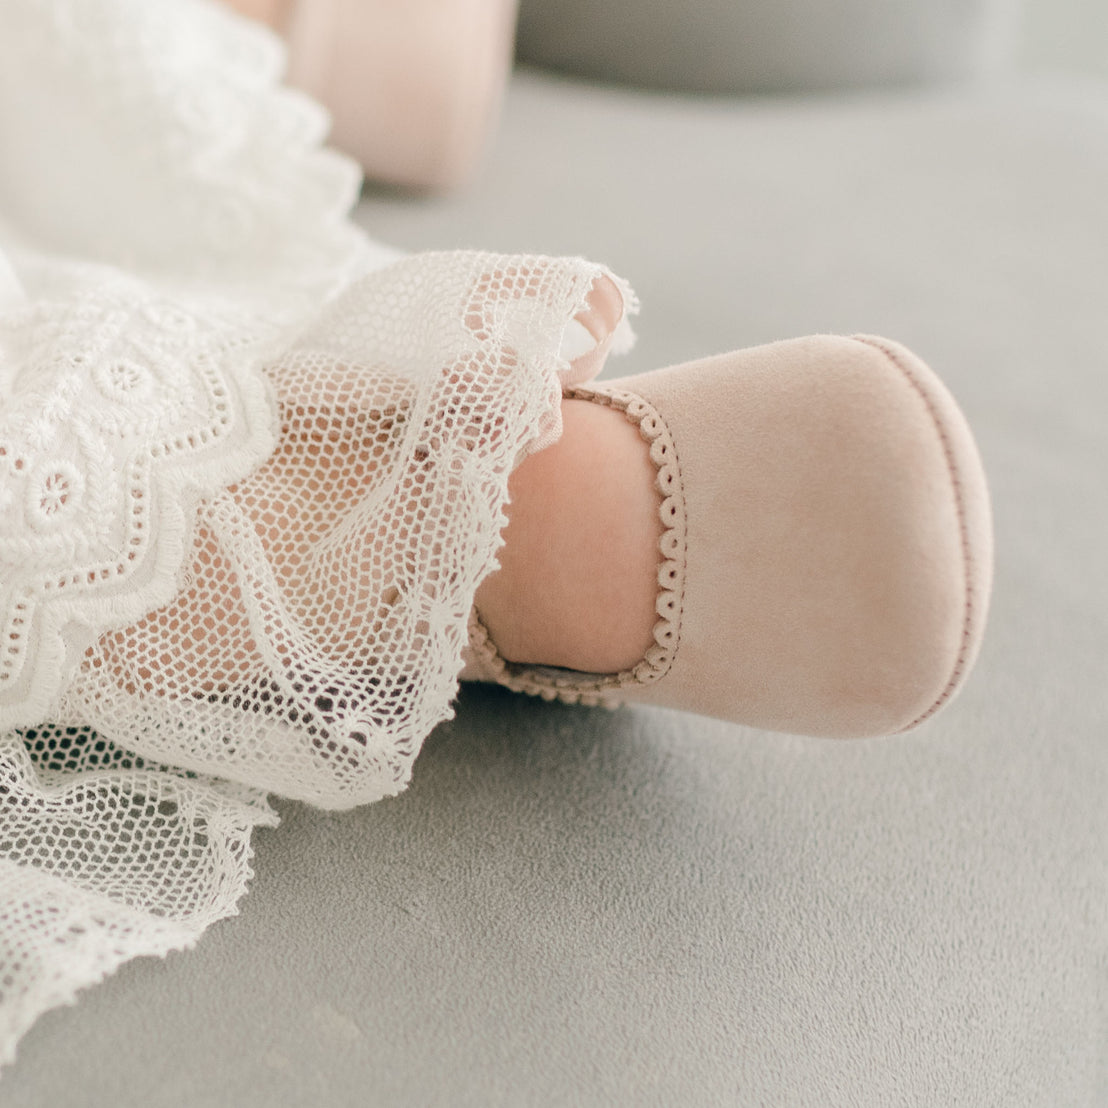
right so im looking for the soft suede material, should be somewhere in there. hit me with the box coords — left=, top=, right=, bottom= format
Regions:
left=622, top=335, right=992, bottom=736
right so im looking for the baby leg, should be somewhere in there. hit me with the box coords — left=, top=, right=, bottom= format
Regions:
left=222, top=0, right=519, bottom=190
left=474, top=397, right=663, bottom=674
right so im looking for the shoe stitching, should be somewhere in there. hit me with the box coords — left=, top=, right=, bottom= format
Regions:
left=850, top=335, right=978, bottom=732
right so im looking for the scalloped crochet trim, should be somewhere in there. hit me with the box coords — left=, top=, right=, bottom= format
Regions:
left=467, top=381, right=687, bottom=707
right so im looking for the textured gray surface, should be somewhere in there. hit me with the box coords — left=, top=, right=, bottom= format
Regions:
left=6, top=71, right=1108, bottom=1106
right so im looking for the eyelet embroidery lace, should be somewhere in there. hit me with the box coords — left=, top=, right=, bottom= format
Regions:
left=0, top=278, right=278, bottom=729
left=0, top=0, right=638, bottom=1070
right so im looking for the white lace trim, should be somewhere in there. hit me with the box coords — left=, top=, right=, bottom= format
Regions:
left=54, top=251, right=631, bottom=808
left=0, top=729, right=276, bottom=1070
left=0, top=0, right=377, bottom=303
left=0, top=275, right=278, bottom=728
left=0, top=0, right=640, bottom=1074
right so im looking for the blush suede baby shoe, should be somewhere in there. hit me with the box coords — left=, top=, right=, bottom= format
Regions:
left=464, top=335, right=993, bottom=738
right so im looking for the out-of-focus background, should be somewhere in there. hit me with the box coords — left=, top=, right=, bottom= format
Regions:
left=514, top=0, right=1108, bottom=93
left=1021, top=0, right=1108, bottom=77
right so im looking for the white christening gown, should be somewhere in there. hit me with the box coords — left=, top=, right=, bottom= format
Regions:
left=0, top=0, right=634, bottom=1067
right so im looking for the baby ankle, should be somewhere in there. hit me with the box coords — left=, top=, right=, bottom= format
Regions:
left=475, top=398, right=662, bottom=674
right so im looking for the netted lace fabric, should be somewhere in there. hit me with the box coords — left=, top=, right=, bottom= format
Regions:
left=0, top=0, right=635, bottom=1070
left=57, top=252, right=628, bottom=808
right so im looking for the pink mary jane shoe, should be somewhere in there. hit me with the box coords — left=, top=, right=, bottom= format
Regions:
left=465, top=334, right=993, bottom=738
